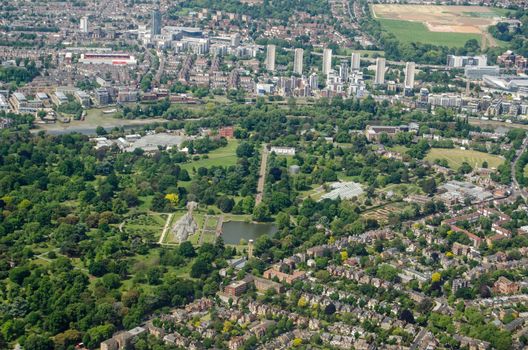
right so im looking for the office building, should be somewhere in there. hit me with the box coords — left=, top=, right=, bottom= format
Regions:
left=75, top=91, right=91, bottom=107
left=322, top=48, right=332, bottom=76
left=293, top=48, right=304, bottom=75
left=464, top=66, right=500, bottom=80
left=0, top=95, right=10, bottom=112
left=231, top=33, right=240, bottom=47
left=374, top=58, right=386, bottom=85
left=447, top=55, right=487, bottom=68
left=428, top=94, right=462, bottom=108
left=266, top=44, right=276, bottom=71
left=339, top=60, right=349, bottom=81
left=404, top=62, right=415, bottom=89
left=151, top=9, right=162, bottom=36
left=95, top=88, right=111, bottom=106
left=80, top=16, right=88, bottom=33
left=309, top=73, right=319, bottom=90
left=351, top=52, right=361, bottom=71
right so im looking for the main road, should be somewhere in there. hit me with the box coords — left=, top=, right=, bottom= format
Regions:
left=511, top=136, right=528, bottom=201
left=309, top=51, right=452, bottom=70
left=255, top=144, right=269, bottom=205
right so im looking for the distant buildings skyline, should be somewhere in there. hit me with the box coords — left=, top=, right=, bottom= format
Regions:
left=322, top=48, right=332, bottom=77
left=351, top=52, right=360, bottom=71
left=151, top=9, right=162, bottom=36
left=294, top=48, right=304, bottom=75
left=80, top=16, right=88, bottom=33
left=405, top=62, right=415, bottom=89
left=266, top=44, right=276, bottom=71
left=374, top=57, right=385, bottom=85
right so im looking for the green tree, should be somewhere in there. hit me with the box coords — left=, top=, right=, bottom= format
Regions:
left=179, top=241, right=196, bottom=257
left=252, top=203, right=270, bottom=222
left=23, top=334, right=54, bottom=350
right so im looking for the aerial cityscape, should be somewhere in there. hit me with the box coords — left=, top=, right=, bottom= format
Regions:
left=2, top=0, right=528, bottom=349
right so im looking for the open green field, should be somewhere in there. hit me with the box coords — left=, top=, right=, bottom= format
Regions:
left=462, top=8, right=510, bottom=17
left=376, top=18, right=481, bottom=47
left=425, top=148, right=504, bottom=170
left=180, top=139, right=240, bottom=176
left=372, top=4, right=508, bottom=48
left=122, top=212, right=167, bottom=242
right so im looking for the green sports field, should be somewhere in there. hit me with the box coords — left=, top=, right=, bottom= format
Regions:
left=425, top=148, right=504, bottom=170
left=372, top=4, right=508, bottom=48
left=376, top=18, right=481, bottom=47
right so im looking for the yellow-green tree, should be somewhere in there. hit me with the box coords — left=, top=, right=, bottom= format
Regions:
left=165, top=193, right=179, bottom=205
left=292, top=338, right=303, bottom=346
left=432, top=272, right=442, bottom=283
left=297, top=296, right=308, bottom=308
left=340, top=251, right=348, bottom=261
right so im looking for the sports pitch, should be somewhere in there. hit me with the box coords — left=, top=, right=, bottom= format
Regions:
left=372, top=5, right=508, bottom=47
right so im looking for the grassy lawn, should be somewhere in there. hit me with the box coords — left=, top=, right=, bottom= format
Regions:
left=223, top=213, right=252, bottom=222
left=299, top=185, right=326, bottom=201
left=117, top=247, right=196, bottom=292
left=362, top=201, right=408, bottom=224
left=122, top=213, right=167, bottom=241
left=379, top=183, right=422, bottom=196
left=425, top=148, right=504, bottom=170
left=462, top=8, right=509, bottom=17
left=138, top=195, right=154, bottom=211
left=524, top=164, right=528, bottom=178
left=388, top=145, right=409, bottom=154
left=180, top=139, right=240, bottom=177
left=376, top=18, right=481, bottom=47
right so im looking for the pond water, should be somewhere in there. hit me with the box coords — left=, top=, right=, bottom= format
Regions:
left=221, top=221, right=277, bottom=245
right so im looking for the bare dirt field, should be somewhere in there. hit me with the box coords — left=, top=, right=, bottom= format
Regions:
left=372, top=5, right=505, bottom=34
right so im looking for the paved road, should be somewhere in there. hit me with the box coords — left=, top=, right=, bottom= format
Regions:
left=255, top=144, right=269, bottom=205
left=157, top=213, right=174, bottom=244
left=511, top=136, right=528, bottom=201
left=409, top=328, right=429, bottom=350
left=153, top=51, right=165, bottom=87
left=35, top=250, right=89, bottom=273
left=215, top=215, right=224, bottom=237
left=310, top=50, right=452, bottom=70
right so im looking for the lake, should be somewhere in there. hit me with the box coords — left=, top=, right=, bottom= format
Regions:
left=221, top=221, right=277, bottom=245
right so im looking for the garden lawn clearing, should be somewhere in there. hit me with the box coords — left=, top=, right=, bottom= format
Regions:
left=425, top=148, right=504, bottom=170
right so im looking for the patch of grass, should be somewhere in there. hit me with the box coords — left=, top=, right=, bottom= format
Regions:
left=201, top=232, right=216, bottom=244
left=123, top=213, right=167, bottom=241
left=463, top=7, right=509, bottom=17
left=425, top=148, right=504, bottom=170
left=377, top=18, right=481, bottom=47
left=379, top=183, right=422, bottom=197
left=362, top=201, right=408, bottom=224
left=388, top=145, right=409, bottom=154
left=223, top=214, right=252, bottom=222
left=180, top=139, right=240, bottom=177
